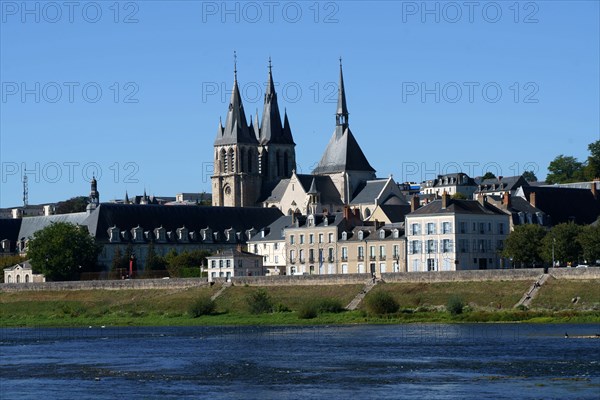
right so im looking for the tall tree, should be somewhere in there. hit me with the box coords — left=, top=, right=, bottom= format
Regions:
left=522, top=170, right=538, bottom=182
left=144, top=241, right=165, bottom=271
left=584, top=140, right=600, bottom=180
left=27, top=222, right=101, bottom=281
left=577, top=224, right=600, bottom=265
left=502, top=224, right=547, bottom=267
left=482, top=172, right=496, bottom=180
left=546, top=155, right=584, bottom=184
left=541, top=223, right=583, bottom=265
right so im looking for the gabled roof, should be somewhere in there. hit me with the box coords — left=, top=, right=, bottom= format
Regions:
left=248, top=215, right=293, bottom=242
left=409, top=199, right=506, bottom=216
left=207, top=248, right=263, bottom=259
left=350, top=179, right=388, bottom=204
left=294, top=174, right=342, bottom=205
left=312, top=126, right=375, bottom=174
left=477, top=175, right=529, bottom=192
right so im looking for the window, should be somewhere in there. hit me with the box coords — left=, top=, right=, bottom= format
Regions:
left=219, top=260, right=223, bottom=268
left=498, top=223, right=505, bottom=235
left=380, top=263, right=386, bottom=273
left=328, top=248, right=334, bottom=262
left=410, top=240, right=421, bottom=254
left=341, top=232, right=347, bottom=240
left=427, top=222, right=436, bottom=234
left=379, top=245, right=386, bottom=258
left=211, top=260, right=216, bottom=268
left=341, top=247, right=348, bottom=261
left=379, top=230, right=385, bottom=239
left=319, top=234, right=323, bottom=244
left=274, top=242, right=278, bottom=250
left=472, top=222, right=477, bottom=232
left=253, top=244, right=258, bottom=253
left=426, top=239, right=437, bottom=253
left=290, top=235, right=295, bottom=245
left=328, top=233, right=333, bottom=243
left=358, top=231, right=364, bottom=240
left=358, top=246, right=365, bottom=259
left=392, top=229, right=399, bottom=239
left=427, top=258, right=436, bottom=271
left=309, top=249, right=315, bottom=262
left=460, top=222, right=466, bottom=234
left=393, top=245, right=400, bottom=259
left=226, top=260, right=231, bottom=268
left=369, top=246, right=376, bottom=259
left=342, top=264, right=348, bottom=274
left=309, top=234, right=314, bottom=244
left=274, top=255, right=279, bottom=263
left=479, top=222, right=485, bottom=234
left=459, top=239, right=469, bottom=253
left=290, top=250, right=296, bottom=263
left=412, top=259, right=420, bottom=272
left=299, top=249, right=305, bottom=263
left=411, top=223, right=420, bottom=235
left=300, top=235, right=304, bottom=244
left=496, top=240, right=504, bottom=251
left=442, top=222, right=452, bottom=234
left=442, top=239, right=452, bottom=253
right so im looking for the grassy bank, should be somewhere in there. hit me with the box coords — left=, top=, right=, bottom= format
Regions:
left=1, top=280, right=599, bottom=328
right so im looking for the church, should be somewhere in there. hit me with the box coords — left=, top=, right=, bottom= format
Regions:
left=211, top=59, right=407, bottom=218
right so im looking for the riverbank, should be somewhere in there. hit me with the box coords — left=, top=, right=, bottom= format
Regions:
left=1, top=278, right=599, bottom=327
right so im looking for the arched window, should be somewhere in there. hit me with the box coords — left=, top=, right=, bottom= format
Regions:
left=228, top=148, right=235, bottom=173
left=287, top=209, right=293, bottom=216
left=221, top=149, right=227, bottom=173
left=16, top=275, right=20, bottom=283
left=25, top=274, right=29, bottom=283
left=7, top=275, right=11, bottom=283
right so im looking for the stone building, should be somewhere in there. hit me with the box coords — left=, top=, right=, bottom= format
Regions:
left=4, top=261, right=45, bottom=283
left=206, top=247, right=264, bottom=282
left=247, top=215, right=293, bottom=276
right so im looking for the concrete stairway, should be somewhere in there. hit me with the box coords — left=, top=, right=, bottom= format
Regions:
left=210, top=282, right=232, bottom=301
left=514, top=273, right=550, bottom=308
left=346, top=279, right=379, bottom=311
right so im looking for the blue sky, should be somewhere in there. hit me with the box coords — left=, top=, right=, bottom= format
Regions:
left=1, top=0, right=598, bottom=207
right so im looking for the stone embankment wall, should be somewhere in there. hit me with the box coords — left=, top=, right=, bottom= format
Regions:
left=2, top=268, right=599, bottom=292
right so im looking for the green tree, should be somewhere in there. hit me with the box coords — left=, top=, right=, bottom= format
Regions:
left=541, top=223, right=583, bottom=266
left=482, top=172, right=496, bottom=180
left=546, top=155, right=584, bottom=184
left=165, top=249, right=210, bottom=277
left=55, top=196, right=88, bottom=214
left=27, top=222, right=101, bottom=281
left=584, top=140, right=600, bottom=180
left=451, top=192, right=467, bottom=199
left=522, top=170, right=538, bottom=182
left=577, top=224, right=600, bottom=265
left=144, top=241, right=166, bottom=271
left=502, top=224, right=547, bottom=267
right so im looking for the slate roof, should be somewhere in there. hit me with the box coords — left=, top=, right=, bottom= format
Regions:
left=312, top=126, right=375, bottom=174
left=264, top=174, right=342, bottom=206
left=85, top=204, right=283, bottom=242
left=350, top=180, right=388, bottom=204
left=477, top=175, right=529, bottom=193
left=207, top=248, right=263, bottom=259
left=258, top=65, right=295, bottom=145
left=0, top=218, right=23, bottom=251
left=18, top=212, right=89, bottom=241
left=214, top=74, right=257, bottom=146
left=409, top=199, right=506, bottom=216
left=248, top=215, right=294, bottom=242
left=516, top=186, right=600, bottom=225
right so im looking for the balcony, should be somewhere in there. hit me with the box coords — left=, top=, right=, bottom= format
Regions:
left=357, top=256, right=364, bottom=261
left=369, top=256, right=376, bottom=261
left=379, top=255, right=386, bottom=261
left=341, top=256, right=348, bottom=262
left=309, top=257, right=315, bottom=263
left=327, top=256, right=334, bottom=262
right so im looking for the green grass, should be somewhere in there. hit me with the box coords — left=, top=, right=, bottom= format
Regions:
left=1, top=280, right=599, bottom=328
left=532, top=278, right=600, bottom=310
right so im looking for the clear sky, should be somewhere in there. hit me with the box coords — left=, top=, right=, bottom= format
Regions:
left=1, top=0, right=598, bottom=207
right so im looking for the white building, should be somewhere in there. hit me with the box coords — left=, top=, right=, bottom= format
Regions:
left=4, top=261, right=45, bottom=283
left=247, top=216, right=293, bottom=276
left=406, top=193, right=510, bottom=271
left=206, top=248, right=265, bottom=282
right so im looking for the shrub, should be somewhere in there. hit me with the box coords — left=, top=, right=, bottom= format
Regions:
left=189, top=296, right=216, bottom=318
left=274, top=303, right=291, bottom=313
left=365, top=291, right=399, bottom=315
left=447, top=295, right=465, bottom=315
left=315, top=298, right=344, bottom=313
left=248, top=289, right=273, bottom=314
left=297, top=303, right=318, bottom=319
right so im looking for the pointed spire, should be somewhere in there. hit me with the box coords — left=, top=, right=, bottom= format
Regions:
left=259, top=57, right=284, bottom=145
left=125, top=191, right=129, bottom=204
left=308, top=177, right=318, bottom=195
left=336, top=57, right=349, bottom=128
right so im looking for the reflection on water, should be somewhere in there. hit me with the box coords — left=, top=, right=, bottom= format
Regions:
left=1, top=324, right=599, bottom=399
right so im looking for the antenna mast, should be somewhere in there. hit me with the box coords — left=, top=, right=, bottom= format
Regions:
left=22, top=174, right=29, bottom=207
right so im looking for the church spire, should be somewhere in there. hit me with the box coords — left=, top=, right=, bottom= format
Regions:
left=258, top=57, right=294, bottom=145
left=215, top=52, right=256, bottom=145
left=336, top=57, right=349, bottom=128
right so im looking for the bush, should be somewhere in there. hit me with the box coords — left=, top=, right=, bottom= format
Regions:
left=297, top=303, right=318, bottom=319
left=365, top=291, right=399, bottom=315
left=447, top=295, right=465, bottom=315
left=189, top=296, right=216, bottom=317
left=315, top=298, right=344, bottom=313
left=274, top=303, right=291, bottom=313
left=248, top=289, right=273, bottom=314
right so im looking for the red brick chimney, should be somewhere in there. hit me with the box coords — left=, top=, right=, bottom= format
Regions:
left=343, top=205, right=351, bottom=221
left=441, top=191, right=448, bottom=209
left=529, top=191, right=536, bottom=208
left=410, top=195, right=420, bottom=212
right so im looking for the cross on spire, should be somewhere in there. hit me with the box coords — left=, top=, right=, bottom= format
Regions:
left=233, top=50, right=237, bottom=80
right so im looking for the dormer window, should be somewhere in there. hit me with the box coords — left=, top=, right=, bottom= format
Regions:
left=392, top=229, right=399, bottom=239
left=341, top=232, right=348, bottom=241
left=358, top=231, right=364, bottom=240
left=379, top=230, right=385, bottom=239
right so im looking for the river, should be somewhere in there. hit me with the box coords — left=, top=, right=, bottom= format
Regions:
left=1, top=324, right=599, bottom=399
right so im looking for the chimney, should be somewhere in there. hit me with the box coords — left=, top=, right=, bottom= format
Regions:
left=502, top=192, right=511, bottom=209
left=410, top=195, right=420, bottom=212
left=498, top=176, right=503, bottom=181
left=353, top=208, right=361, bottom=220
left=441, top=191, right=448, bottom=209
left=529, top=191, right=536, bottom=208
left=477, top=193, right=486, bottom=206
left=343, top=205, right=351, bottom=221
